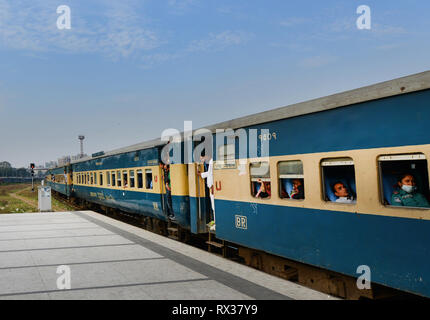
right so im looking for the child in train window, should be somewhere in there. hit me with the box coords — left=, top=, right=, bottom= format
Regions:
left=379, top=154, right=430, bottom=208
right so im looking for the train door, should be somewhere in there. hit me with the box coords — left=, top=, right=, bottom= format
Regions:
left=188, top=162, right=212, bottom=234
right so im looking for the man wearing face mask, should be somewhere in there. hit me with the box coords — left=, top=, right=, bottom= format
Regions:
left=391, top=173, right=430, bottom=208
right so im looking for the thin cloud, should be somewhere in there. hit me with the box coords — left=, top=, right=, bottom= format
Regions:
left=186, top=31, right=252, bottom=53
left=279, top=17, right=310, bottom=27
left=0, top=1, right=161, bottom=60
left=298, top=55, right=337, bottom=68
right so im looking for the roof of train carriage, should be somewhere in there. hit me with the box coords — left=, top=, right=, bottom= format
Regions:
left=71, top=70, right=430, bottom=165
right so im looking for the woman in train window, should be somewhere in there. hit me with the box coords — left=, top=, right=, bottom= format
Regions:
left=391, top=173, right=430, bottom=208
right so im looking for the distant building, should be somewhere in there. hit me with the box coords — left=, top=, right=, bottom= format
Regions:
left=58, top=156, right=71, bottom=167
left=45, top=161, right=57, bottom=169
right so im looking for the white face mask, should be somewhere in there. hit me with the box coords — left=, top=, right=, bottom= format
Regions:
left=402, top=185, right=416, bottom=193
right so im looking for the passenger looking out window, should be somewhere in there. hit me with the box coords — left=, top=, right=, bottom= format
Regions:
left=391, top=173, right=430, bottom=208
left=332, top=181, right=356, bottom=204
left=250, top=162, right=271, bottom=199
left=379, top=154, right=430, bottom=208
left=278, top=161, right=305, bottom=200
left=255, top=179, right=271, bottom=199
left=321, top=158, right=357, bottom=204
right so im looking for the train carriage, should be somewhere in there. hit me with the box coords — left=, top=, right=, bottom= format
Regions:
left=46, top=165, right=72, bottom=197
left=44, top=70, right=430, bottom=298
left=209, top=71, right=430, bottom=298
left=70, top=143, right=193, bottom=228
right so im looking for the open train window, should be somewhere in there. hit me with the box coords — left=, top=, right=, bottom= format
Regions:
left=94, top=172, right=97, bottom=185
left=146, top=169, right=153, bottom=189
left=90, top=173, right=94, bottom=185
left=137, top=170, right=143, bottom=188
left=111, top=171, right=116, bottom=187
left=130, top=170, right=135, bottom=188
left=378, top=154, right=430, bottom=208
left=117, top=170, right=121, bottom=187
left=99, top=172, right=103, bottom=186
left=250, top=161, right=271, bottom=199
left=123, top=171, right=128, bottom=188
left=321, top=158, right=357, bottom=204
left=107, top=171, right=111, bottom=186
left=278, top=160, right=305, bottom=200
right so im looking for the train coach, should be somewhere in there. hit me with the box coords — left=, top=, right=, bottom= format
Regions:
left=46, top=70, right=430, bottom=299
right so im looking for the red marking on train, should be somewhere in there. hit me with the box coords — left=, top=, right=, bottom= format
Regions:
left=216, top=181, right=222, bottom=191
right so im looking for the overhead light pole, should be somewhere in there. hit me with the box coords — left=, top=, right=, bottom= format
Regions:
left=78, top=135, right=85, bottom=158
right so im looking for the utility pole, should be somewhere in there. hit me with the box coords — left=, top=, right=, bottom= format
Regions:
left=30, top=163, right=35, bottom=192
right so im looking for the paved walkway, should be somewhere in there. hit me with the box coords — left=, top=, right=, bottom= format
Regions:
left=0, top=211, right=338, bottom=300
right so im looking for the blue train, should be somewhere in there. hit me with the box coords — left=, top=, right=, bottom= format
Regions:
left=47, top=70, right=430, bottom=299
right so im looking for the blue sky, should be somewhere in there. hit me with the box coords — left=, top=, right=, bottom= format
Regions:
left=0, top=0, right=429, bottom=168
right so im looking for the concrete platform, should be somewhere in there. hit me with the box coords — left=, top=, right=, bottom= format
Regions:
left=0, top=211, right=338, bottom=300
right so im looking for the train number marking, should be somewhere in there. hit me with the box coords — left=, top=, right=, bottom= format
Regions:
left=235, top=215, right=247, bottom=230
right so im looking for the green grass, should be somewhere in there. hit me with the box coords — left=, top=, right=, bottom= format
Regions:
left=0, top=183, right=76, bottom=214
left=0, top=184, right=36, bottom=214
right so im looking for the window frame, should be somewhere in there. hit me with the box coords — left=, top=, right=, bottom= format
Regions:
left=137, top=170, right=143, bottom=189
left=249, top=161, right=271, bottom=199
left=129, top=169, right=135, bottom=188
left=377, top=153, right=430, bottom=209
left=122, top=170, right=128, bottom=188
left=145, top=169, right=153, bottom=190
left=320, top=157, right=357, bottom=204
left=277, top=160, right=305, bottom=201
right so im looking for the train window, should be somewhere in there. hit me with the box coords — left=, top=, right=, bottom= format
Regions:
left=90, top=173, right=94, bottom=185
left=130, top=170, right=135, bottom=188
left=278, top=161, right=305, bottom=200
left=111, top=171, right=116, bottom=187
left=378, top=154, right=430, bottom=208
left=94, top=172, right=97, bottom=185
left=117, top=170, right=121, bottom=187
left=99, top=172, right=103, bottom=186
left=107, top=171, right=111, bottom=186
left=146, top=169, right=153, bottom=189
left=215, top=143, right=236, bottom=169
left=123, top=171, right=128, bottom=188
left=250, top=161, right=271, bottom=199
left=321, top=158, right=357, bottom=204
left=137, top=170, right=143, bottom=189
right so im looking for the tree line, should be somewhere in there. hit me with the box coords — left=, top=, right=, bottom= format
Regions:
left=0, top=161, right=44, bottom=178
